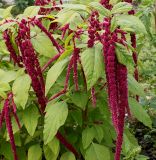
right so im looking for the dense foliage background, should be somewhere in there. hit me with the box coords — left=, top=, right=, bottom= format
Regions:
left=0, top=0, right=156, bottom=160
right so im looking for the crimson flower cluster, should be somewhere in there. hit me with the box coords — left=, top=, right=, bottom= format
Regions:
left=0, top=93, right=21, bottom=160
left=100, top=0, right=113, bottom=9
left=102, top=14, right=129, bottom=160
left=88, top=11, right=101, bottom=48
left=100, top=1, right=133, bottom=160
left=3, top=30, right=22, bottom=67
left=17, top=19, right=46, bottom=112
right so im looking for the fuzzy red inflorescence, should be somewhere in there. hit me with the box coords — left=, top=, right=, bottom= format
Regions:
left=3, top=30, right=22, bottom=67
left=101, top=1, right=130, bottom=159
left=0, top=93, right=20, bottom=160
left=73, top=48, right=80, bottom=91
left=88, top=11, right=101, bottom=48
left=115, top=64, right=128, bottom=160
left=100, top=0, right=113, bottom=9
left=102, top=18, right=119, bottom=132
left=17, top=19, right=46, bottom=113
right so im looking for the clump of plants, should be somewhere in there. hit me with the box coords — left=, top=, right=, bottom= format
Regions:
left=0, top=0, right=152, bottom=160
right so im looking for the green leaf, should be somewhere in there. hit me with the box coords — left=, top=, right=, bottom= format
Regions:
left=44, top=138, right=60, bottom=160
left=93, top=126, right=104, bottom=143
left=110, top=16, right=118, bottom=32
left=116, top=43, right=134, bottom=67
left=85, top=143, right=111, bottom=160
left=24, top=6, right=40, bottom=17
left=45, top=58, right=68, bottom=95
left=60, top=152, right=76, bottom=160
left=28, top=144, right=42, bottom=160
left=0, top=21, right=16, bottom=32
left=82, top=127, right=95, bottom=149
left=116, top=15, right=147, bottom=34
left=111, top=2, right=132, bottom=14
left=0, top=69, right=17, bottom=83
left=129, top=98, right=152, bottom=128
left=135, top=155, right=149, bottom=160
left=81, top=44, right=104, bottom=90
left=0, top=82, right=10, bottom=91
left=48, top=138, right=60, bottom=155
left=56, top=10, right=84, bottom=30
left=31, top=32, right=57, bottom=57
left=44, top=102, right=68, bottom=144
left=70, top=91, right=88, bottom=110
left=57, top=48, right=73, bottom=62
left=3, top=6, right=14, bottom=18
left=123, top=129, right=140, bottom=156
left=60, top=4, right=87, bottom=11
left=128, top=75, right=145, bottom=97
left=22, top=105, right=40, bottom=136
left=12, top=74, right=31, bottom=109
left=89, top=2, right=111, bottom=17
left=0, top=141, right=13, bottom=160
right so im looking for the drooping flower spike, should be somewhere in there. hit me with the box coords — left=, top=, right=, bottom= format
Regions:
left=16, top=19, right=46, bottom=113
left=0, top=93, right=21, bottom=160
left=3, top=30, right=22, bottom=67
left=100, top=1, right=130, bottom=159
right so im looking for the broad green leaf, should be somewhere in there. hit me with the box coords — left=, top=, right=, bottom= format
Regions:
left=57, top=48, right=73, bottom=62
left=0, top=69, right=17, bottom=83
left=116, top=43, right=134, bottom=67
left=85, top=143, right=111, bottom=160
left=0, top=141, right=14, bottom=160
left=82, top=127, right=95, bottom=149
left=128, top=75, right=145, bottom=97
left=44, top=102, right=68, bottom=144
left=116, top=15, right=147, bottom=34
left=0, top=82, right=10, bottom=91
left=110, top=16, right=118, bottom=32
left=28, top=144, right=42, bottom=160
left=44, top=138, right=60, bottom=160
left=12, top=74, right=31, bottom=109
left=45, top=58, right=68, bottom=95
left=135, top=155, right=149, bottom=160
left=3, top=6, right=14, bottom=18
left=0, top=90, right=7, bottom=99
left=44, top=146, right=59, bottom=160
left=111, top=2, right=132, bottom=14
left=81, top=44, right=104, bottom=90
left=22, top=105, right=40, bottom=136
left=89, top=2, right=111, bottom=17
left=48, top=138, right=60, bottom=155
left=24, top=6, right=40, bottom=17
left=0, top=21, right=16, bottom=32
left=129, top=98, right=152, bottom=128
left=60, top=4, right=87, bottom=11
left=56, top=10, right=84, bottom=30
left=123, top=129, right=140, bottom=156
left=70, top=91, right=88, bottom=110
left=93, top=126, right=104, bottom=143
left=31, top=32, right=57, bottom=57
left=0, top=8, right=4, bottom=19
left=60, top=152, right=76, bottom=160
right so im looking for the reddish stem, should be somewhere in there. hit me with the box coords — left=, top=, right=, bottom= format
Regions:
left=34, top=20, right=62, bottom=53
left=42, top=53, right=62, bottom=72
left=48, top=56, right=74, bottom=102
left=91, top=87, right=96, bottom=107
left=56, top=132, right=80, bottom=157
left=5, top=100, right=18, bottom=160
